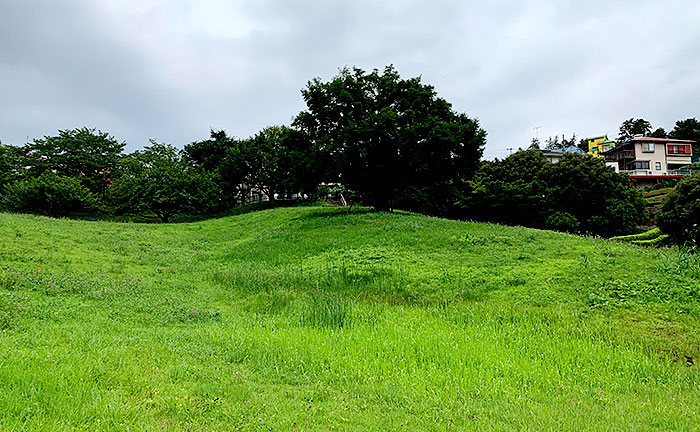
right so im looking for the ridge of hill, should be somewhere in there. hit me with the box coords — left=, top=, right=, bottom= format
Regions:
left=0, top=207, right=699, bottom=430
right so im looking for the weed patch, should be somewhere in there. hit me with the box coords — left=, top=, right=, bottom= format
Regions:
left=301, top=292, right=353, bottom=329
left=589, top=278, right=700, bottom=310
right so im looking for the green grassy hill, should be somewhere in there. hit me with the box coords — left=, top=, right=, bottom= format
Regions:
left=1, top=207, right=699, bottom=430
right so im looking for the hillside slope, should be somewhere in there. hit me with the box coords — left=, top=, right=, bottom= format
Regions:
left=0, top=207, right=699, bottom=430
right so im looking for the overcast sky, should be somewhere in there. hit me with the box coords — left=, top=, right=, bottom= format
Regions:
left=1, top=0, right=699, bottom=158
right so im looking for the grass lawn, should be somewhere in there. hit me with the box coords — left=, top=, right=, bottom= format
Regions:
left=0, top=206, right=699, bottom=430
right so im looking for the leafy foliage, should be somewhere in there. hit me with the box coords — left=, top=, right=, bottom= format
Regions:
left=466, top=151, right=646, bottom=236
left=1, top=172, right=97, bottom=217
left=669, top=117, right=700, bottom=158
left=294, top=65, right=486, bottom=214
left=183, top=130, right=247, bottom=207
left=657, top=172, right=700, bottom=246
left=0, top=142, right=24, bottom=191
left=107, top=141, right=218, bottom=222
left=617, top=118, right=652, bottom=141
left=22, top=127, right=125, bottom=196
left=233, top=126, right=319, bottom=201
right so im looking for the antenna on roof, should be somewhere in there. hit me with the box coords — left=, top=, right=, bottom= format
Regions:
left=533, top=126, right=541, bottom=139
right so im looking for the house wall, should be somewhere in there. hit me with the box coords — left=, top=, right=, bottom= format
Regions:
left=627, top=142, right=667, bottom=173
left=586, top=136, right=615, bottom=157
left=623, top=142, right=692, bottom=174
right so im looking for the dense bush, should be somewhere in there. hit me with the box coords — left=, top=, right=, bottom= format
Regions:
left=657, top=173, right=700, bottom=246
left=2, top=172, right=97, bottom=217
left=465, top=151, right=646, bottom=236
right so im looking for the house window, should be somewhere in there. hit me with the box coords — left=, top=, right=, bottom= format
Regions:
left=655, top=162, right=662, bottom=170
left=642, top=143, right=655, bottom=152
left=630, top=161, right=650, bottom=170
left=668, top=145, right=691, bottom=154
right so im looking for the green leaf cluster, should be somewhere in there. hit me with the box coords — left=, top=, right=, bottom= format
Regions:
left=466, top=151, right=646, bottom=236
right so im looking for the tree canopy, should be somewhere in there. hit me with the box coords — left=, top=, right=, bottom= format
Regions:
left=669, top=118, right=700, bottom=158
left=23, top=127, right=125, bottom=196
left=617, top=118, right=652, bottom=141
left=657, top=173, right=700, bottom=246
left=466, top=151, right=646, bottom=236
left=294, top=65, right=486, bottom=214
left=107, top=141, right=218, bottom=223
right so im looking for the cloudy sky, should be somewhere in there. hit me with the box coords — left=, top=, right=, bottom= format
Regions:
left=1, top=0, right=699, bottom=158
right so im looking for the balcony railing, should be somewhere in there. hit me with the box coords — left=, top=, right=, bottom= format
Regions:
left=621, top=169, right=692, bottom=177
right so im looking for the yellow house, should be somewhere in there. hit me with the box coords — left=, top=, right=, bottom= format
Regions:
left=586, top=135, right=616, bottom=157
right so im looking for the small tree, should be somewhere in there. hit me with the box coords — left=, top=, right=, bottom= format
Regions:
left=230, top=126, right=319, bottom=201
left=107, top=142, right=218, bottom=222
left=657, top=173, right=700, bottom=246
left=184, top=130, right=245, bottom=207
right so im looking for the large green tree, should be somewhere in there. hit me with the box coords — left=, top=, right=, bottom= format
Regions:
left=617, top=118, right=652, bottom=141
left=23, top=128, right=125, bottom=196
left=669, top=118, right=700, bottom=159
left=184, top=130, right=247, bottom=207
left=294, top=66, right=486, bottom=214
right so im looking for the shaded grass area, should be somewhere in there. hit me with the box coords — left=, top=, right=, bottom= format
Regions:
left=0, top=207, right=699, bottom=430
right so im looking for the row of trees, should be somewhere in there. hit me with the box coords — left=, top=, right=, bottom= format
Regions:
left=466, top=150, right=646, bottom=237
left=4, top=65, right=689, bottom=240
left=0, top=127, right=321, bottom=222
left=0, top=66, right=487, bottom=222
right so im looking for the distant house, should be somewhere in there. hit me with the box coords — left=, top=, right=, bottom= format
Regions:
left=603, top=136, right=695, bottom=185
left=532, top=145, right=585, bottom=164
left=585, top=135, right=616, bottom=157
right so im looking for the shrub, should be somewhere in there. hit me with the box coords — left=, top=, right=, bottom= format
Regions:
left=2, top=172, right=97, bottom=217
left=466, top=152, right=646, bottom=237
left=657, top=173, right=700, bottom=247
left=545, top=211, right=580, bottom=233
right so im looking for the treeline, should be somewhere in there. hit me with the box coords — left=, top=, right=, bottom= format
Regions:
left=466, top=150, right=646, bottom=237
left=0, top=66, right=650, bottom=237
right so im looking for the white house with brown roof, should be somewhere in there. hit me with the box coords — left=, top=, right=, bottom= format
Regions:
left=603, top=136, right=694, bottom=184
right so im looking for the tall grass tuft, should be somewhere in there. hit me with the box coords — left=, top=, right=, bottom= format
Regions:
left=302, top=292, right=352, bottom=329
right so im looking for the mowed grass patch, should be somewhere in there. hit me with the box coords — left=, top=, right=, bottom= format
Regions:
left=0, top=207, right=698, bottom=430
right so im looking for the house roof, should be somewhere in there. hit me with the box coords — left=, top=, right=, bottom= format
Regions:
left=564, top=145, right=585, bottom=154
left=584, top=135, right=607, bottom=141
left=602, top=137, right=697, bottom=155
left=627, top=137, right=696, bottom=144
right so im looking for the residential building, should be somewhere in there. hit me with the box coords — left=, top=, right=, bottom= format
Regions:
left=603, top=136, right=695, bottom=185
left=586, top=135, right=616, bottom=157
left=531, top=145, right=585, bottom=163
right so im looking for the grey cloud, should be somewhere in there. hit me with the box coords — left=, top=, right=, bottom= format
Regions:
left=1, top=0, right=699, bottom=158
